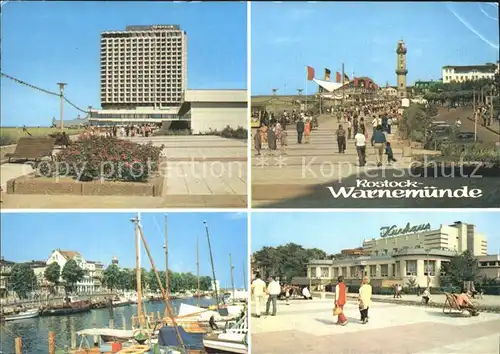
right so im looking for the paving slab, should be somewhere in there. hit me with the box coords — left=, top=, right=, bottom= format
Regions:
left=251, top=298, right=500, bottom=354
left=1, top=135, right=248, bottom=208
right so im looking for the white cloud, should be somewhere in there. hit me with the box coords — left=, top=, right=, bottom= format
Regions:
left=227, top=212, right=247, bottom=220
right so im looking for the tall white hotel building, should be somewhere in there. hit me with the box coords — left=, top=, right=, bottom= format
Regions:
left=92, top=25, right=187, bottom=124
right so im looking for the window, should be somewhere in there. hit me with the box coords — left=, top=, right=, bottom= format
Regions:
left=424, top=260, right=435, bottom=276
left=380, top=264, right=389, bottom=277
left=406, top=260, right=417, bottom=276
left=350, top=266, right=358, bottom=278
left=320, top=267, right=330, bottom=278
left=370, top=265, right=377, bottom=277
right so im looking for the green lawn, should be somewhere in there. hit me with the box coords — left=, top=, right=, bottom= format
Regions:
left=0, top=127, right=83, bottom=146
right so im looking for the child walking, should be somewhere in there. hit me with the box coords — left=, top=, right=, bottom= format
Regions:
left=385, top=142, right=397, bottom=164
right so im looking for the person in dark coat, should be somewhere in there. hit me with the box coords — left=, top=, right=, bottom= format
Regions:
left=296, top=118, right=305, bottom=144
left=254, top=128, right=262, bottom=156
left=267, top=125, right=277, bottom=152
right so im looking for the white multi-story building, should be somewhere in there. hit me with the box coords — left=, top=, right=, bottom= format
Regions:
left=441, top=63, right=497, bottom=84
left=306, top=221, right=493, bottom=288
left=100, top=24, right=187, bottom=110
left=46, top=249, right=98, bottom=294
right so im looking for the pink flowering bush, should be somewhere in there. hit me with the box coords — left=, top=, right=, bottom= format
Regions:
left=39, top=136, right=164, bottom=182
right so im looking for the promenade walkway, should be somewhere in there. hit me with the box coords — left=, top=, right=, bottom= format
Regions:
left=251, top=298, right=500, bottom=354
left=1, top=135, right=247, bottom=208
left=251, top=110, right=500, bottom=208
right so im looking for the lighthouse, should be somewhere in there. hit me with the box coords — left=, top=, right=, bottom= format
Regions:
left=396, top=40, right=408, bottom=98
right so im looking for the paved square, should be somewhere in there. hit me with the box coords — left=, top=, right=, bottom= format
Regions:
left=251, top=298, right=500, bottom=353
left=1, top=135, right=247, bottom=208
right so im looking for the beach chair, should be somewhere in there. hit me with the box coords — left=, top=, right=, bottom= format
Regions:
left=5, top=136, right=55, bottom=163
left=442, top=293, right=463, bottom=314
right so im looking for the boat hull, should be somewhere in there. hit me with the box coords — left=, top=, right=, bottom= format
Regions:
left=3, top=310, right=40, bottom=322
left=203, top=339, right=247, bottom=354
left=41, top=306, right=91, bottom=316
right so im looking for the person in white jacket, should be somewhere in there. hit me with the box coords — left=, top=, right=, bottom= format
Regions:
left=251, top=273, right=266, bottom=318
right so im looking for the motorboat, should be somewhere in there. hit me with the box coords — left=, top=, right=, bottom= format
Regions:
left=2, top=308, right=40, bottom=322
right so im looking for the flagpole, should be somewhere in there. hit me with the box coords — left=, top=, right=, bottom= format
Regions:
left=305, top=66, right=308, bottom=113
left=341, top=63, right=345, bottom=112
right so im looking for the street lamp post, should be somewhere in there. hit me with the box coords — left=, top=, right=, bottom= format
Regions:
left=57, top=83, right=67, bottom=130
left=272, top=88, right=278, bottom=114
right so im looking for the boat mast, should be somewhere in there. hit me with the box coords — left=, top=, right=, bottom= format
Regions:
left=132, top=213, right=143, bottom=327
left=196, top=235, right=200, bottom=307
left=164, top=214, right=169, bottom=298
left=242, top=260, right=247, bottom=290
left=230, top=253, right=235, bottom=304
left=203, top=221, right=220, bottom=312
left=137, top=223, right=186, bottom=352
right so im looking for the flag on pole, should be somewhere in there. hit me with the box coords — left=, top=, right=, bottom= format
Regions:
left=306, top=66, right=315, bottom=81
left=344, top=73, right=350, bottom=82
left=324, top=68, right=331, bottom=81
left=335, top=72, right=341, bottom=83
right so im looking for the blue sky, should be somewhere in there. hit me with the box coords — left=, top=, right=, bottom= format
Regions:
left=0, top=1, right=247, bottom=127
left=1, top=212, right=248, bottom=289
left=251, top=2, right=499, bottom=95
left=251, top=211, right=500, bottom=254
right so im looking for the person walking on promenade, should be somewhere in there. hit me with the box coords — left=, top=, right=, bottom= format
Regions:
left=354, top=127, right=367, bottom=167
left=254, top=128, right=262, bottom=156
left=358, top=277, right=372, bottom=324
left=304, top=119, right=311, bottom=144
left=336, top=124, right=347, bottom=153
left=347, top=118, right=352, bottom=139
left=251, top=273, right=266, bottom=318
left=371, top=115, right=378, bottom=134
left=371, top=125, right=387, bottom=167
left=280, top=128, right=288, bottom=155
left=267, top=124, right=277, bottom=154
left=296, top=118, right=305, bottom=144
left=335, top=276, right=348, bottom=326
left=265, top=276, right=281, bottom=316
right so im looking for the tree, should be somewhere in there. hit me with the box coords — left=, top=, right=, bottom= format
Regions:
left=61, top=259, right=85, bottom=294
left=253, top=243, right=329, bottom=283
left=9, top=263, right=37, bottom=299
left=199, top=276, right=212, bottom=291
left=44, top=262, right=61, bottom=294
left=440, top=250, right=479, bottom=288
left=103, top=264, right=121, bottom=292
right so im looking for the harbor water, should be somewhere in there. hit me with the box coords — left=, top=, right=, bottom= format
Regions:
left=0, top=297, right=216, bottom=354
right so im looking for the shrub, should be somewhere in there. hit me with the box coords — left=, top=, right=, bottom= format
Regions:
left=39, top=136, right=164, bottom=182
left=153, top=128, right=192, bottom=136
left=204, top=126, right=248, bottom=140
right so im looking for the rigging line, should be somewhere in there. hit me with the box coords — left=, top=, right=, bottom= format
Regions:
left=62, top=96, right=90, bottom=114
left=1, top=72, right=59, bottom=96
left=1, top=72, right=90, bottom=114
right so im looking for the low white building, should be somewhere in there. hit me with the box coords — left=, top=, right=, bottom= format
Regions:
left=89, top=89, right=248, bottom=135
left=306, top=221, right=491, bottom=289
left=178, top=89, right=248, bottom=134
left=46, top=249, right=98, bottom=294
left=441, top=63, right=497, bottom=84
